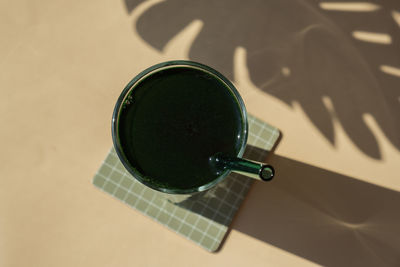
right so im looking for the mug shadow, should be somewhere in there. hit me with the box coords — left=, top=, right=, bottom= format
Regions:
left=124, top=0, right=400, bottom=160
left=173, top=143, right=400, bottom=266
left=231, top=145, right=400, bottom=267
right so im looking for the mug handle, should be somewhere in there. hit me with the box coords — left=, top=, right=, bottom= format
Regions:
left=212, top=155, right=275, bottom=181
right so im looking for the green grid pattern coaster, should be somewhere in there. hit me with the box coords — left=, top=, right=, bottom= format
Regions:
left=93, top=115, right=280, bottom=251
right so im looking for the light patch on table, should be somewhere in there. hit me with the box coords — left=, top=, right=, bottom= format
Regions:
left=352, top=31, right=392, bottom=45
left=319, top=2, right=381, bottom=12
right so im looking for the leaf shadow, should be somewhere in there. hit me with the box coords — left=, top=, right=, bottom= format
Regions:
left=124, top=0, right=400, bottom=159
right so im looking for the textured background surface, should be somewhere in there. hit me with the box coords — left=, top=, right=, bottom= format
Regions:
left=1, top=0, right=400, bottom=266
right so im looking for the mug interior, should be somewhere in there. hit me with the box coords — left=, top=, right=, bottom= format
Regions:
left=112, top=60, right=248, bottom=194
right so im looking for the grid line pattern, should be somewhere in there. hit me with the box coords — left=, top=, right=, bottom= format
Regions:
left=93, top=114, right=280, bottom=251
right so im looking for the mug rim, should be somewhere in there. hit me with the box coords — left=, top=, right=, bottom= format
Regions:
left=112, top=60, right=248, bottom=195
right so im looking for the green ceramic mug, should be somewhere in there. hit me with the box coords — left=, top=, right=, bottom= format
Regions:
left=112, top=61, right=274, bottom=200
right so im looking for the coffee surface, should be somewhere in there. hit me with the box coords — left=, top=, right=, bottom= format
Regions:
left=118, top=66, right=244, bottom=190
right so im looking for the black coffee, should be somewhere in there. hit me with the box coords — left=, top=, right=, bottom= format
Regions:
left=117, top=66, right=244, bottom=190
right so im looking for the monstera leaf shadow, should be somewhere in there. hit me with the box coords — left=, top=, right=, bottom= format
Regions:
left=124, top=0, right=400, bottom=159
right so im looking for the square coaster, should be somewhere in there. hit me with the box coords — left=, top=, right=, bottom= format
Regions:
left=93, top=115, right=280, bottom=251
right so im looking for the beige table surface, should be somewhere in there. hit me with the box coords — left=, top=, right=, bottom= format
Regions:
left=1, top=0, right=400, bottom=266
